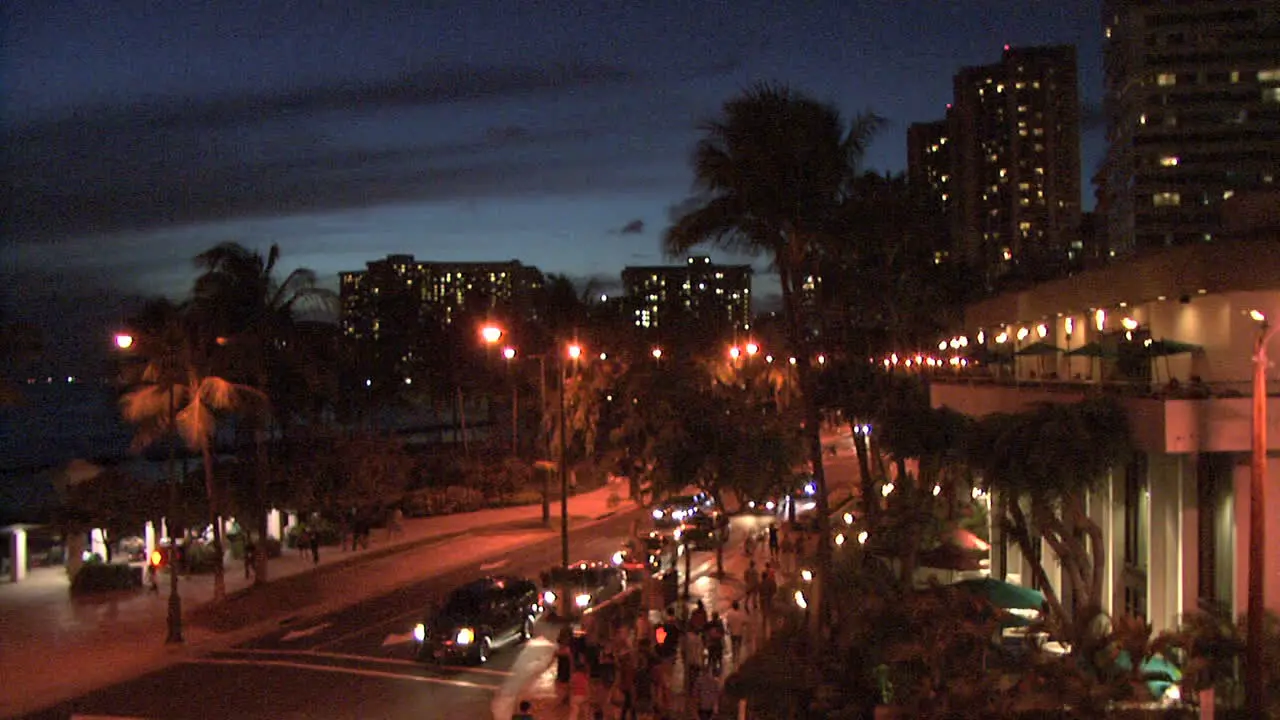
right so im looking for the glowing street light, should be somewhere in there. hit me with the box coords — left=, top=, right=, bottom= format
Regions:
left=503, top=347, right=516, bottom=360
left=568, top=344, right=582, bottom=361
left=114, top=333, right=134, bottom=350
left=480, top=326, right=503, bottom=344
left=651, top=348, right=663, bottom=360
left=729, top=346, right=741, bottom=360
left=745, top=342, right=759, bottom=356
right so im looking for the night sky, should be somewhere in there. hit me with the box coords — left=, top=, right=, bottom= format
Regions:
left=2, top=0, right=1104, bottom=372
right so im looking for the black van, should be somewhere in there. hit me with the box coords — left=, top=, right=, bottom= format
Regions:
left=413, top=576, right=542, bottom=664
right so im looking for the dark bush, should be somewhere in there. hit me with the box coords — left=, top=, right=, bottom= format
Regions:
left=71, top=563, right=142, bottom=595
left=285, top=520, right=340, bottom=548
left=183, top=542, right=224, bottom=574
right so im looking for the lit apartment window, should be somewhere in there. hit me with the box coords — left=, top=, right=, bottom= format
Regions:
left=1139, top=114, right=1147, bottom=125
left=1001, top=248, right=1012, bottom=261
left=999, top=168, right=1007, bottom=178
left=1105, top=26, right=1112, bottom=39
left=1156, top=73, right=1176, bottom=86
left=996, top=84, right=1004, bottom=93
left=1153, top=192, right=1181, bottom=207
left=1223, top=190, right=1235, bottom=200
left=1159, top=156, right=1179, bottom=167
left=1264, top=88, right=1280, bottom=104
left=1258, top=69, right=1280, bottom=82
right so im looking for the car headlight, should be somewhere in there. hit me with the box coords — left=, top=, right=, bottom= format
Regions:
left=455, top=627, right=475, bottom=645
left=747, top=501, right=756, bottom=508
left=543, top=590, right=557, bottom=605
left=765, top=501, right=776, bottom=510
left=612, top=550, right=625, bottom=566
left=652, top=509, right=664, bottom=519
left=575, top=593, right=592, bottom=608
left=413, top=623, right=426, bottom=643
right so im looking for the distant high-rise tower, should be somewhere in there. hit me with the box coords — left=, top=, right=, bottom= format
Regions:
left=909, top=45, right=1082, bottom=283
left=621, top=256, right=752, bottom=342
left=1099, top=1, right=1280, bottom=255
left=906, top=118, right=955, bottom=263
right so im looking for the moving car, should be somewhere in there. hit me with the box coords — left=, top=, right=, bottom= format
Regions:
left=540, top=561, right=626, bottom=619
left=612, top=531, right=673, bottom=576
left=650, top=492, right=715, bottom=531
left=674, top=512, right=730, bottom=550
left=413, top=576, right=541, bottom=664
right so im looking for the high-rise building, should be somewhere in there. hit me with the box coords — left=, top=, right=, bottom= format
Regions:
left=909, top=45, right=1082, bottom=283
left=621, top=256, right=752, bottom=339
left=1099, top=1, right=1280, bottom=255
left=339, top=255, right=544, bottom=372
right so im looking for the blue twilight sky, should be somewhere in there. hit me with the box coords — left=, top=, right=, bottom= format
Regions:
left=1, top=0, right=1104, bottom=370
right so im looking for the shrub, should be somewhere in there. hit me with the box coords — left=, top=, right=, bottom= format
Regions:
left=183, top=542, right=224, bottom=574
left=71, top=563, right=141, bottom=595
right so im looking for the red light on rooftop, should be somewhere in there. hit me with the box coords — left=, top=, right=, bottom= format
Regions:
left=1004, top=44, right=1011, bottom=51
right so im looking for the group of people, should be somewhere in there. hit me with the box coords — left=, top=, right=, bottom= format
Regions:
left=552, top=597, right=753, bottom=720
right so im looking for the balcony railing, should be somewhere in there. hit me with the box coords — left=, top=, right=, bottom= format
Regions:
left=927, top=371, right=1273, bottom=400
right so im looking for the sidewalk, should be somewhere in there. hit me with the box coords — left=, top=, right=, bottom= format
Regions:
left=0, top=482, right=633, bottom=719
left=501, top=514, right=792, bottom=720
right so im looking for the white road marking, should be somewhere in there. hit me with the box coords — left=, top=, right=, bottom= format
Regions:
left=280, top=622, right=332, bottom=642
left=479, top=559, right=508, bottom=571
left=382, top=631, right=416, bottom=646
left=219, top=648, right=514, bottom=677
left=184, top=658, right=497, bottom=690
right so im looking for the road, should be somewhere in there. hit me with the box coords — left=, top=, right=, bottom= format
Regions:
left=20, top=510, right=648, bottom=720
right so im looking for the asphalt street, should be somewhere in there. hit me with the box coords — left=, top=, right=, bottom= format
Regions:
left=19, top=510, right=649, bottom=720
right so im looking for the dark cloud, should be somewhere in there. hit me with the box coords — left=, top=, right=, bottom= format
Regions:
left=2, top=62, right=685, bottom=244
left=618, top=219, right=645, bottom=235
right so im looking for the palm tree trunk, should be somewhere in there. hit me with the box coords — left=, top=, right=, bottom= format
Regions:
left=202, top=444, right=226, bottom=600
left=166, top=385, right=184, bottom=643
left=778, top=263, right=832, bottom=644
left=254, top=369, right=270, bottom=585
left=850, top=424, right=875, bottom=520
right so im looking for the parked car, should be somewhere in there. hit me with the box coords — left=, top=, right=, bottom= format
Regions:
left=413, top=576, right=542, bottom=665
left=540, top=561, right=626, bottom=619
left=675, top=512, right=730, bottom=550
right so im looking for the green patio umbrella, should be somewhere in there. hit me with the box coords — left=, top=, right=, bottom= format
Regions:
left=963, top=345, right=1014, bottom=365
left=1064, top=341, right=1117, bottom=358
left=948, top=577, right=1046, bottom=610
left=1140, top=338, right=1202, bottom=357
left=1014, top=340, right=1064, bottom=357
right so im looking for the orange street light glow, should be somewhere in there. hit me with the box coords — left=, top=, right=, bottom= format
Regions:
left=503, top=347, right=516, bottom=360
left=114, top=334, right=134, bottom=349
left=481, top=326, right=503, bottom=344
left=745, top=342, right=759, bottom=355
left=568, top=344, right=582, bottom=360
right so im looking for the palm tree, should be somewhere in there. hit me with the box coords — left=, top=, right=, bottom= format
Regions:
left=192, top=242, right=335, bottom=584
left=120, top=299, right=263, bottom=602
left=665, top=83, right=881, bottom=638
left=970, top=397, right=1131, bottom=629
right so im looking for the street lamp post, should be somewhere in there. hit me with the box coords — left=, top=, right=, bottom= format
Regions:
left=1247, top=309, right=1276, bottom=718
left=503, top=347, right=517, bottom=455
left=559, top=343, right=582, bottom=567
left=115, top=332, right=183, bottom=644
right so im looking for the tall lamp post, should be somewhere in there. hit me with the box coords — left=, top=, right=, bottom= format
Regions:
left=115, top=332, right=184, bottom=644
left=559, top=343, right=582, bottom=566
left=1247, top=309, right=1276, bottom=718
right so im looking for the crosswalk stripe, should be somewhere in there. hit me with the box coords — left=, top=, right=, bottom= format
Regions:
left=183, top=657, right=497, bottom=691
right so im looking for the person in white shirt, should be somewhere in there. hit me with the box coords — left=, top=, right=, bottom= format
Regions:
left=721, top=601, right=749, bottom=664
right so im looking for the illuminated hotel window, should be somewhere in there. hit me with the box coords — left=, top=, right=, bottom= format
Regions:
left=1156, top=73, right=1176, bottom=86
left=1258, top=69, right=1280, bottom=82
left=1152, top=192, right=1181, bottom=207
left=1159, top=155, right=1179, bottom=167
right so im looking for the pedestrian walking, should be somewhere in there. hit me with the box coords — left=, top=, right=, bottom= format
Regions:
left=779, top=534, right=794, bottom=573
left=722, top=601, right=747, bottom=664
left=308, top=531, right=320, bottom=565
left=556, top=626, right=574, bottom=705
left=689, top=599, right=708, bottom=634
left=704, top=611, right=726, bottom=676
left=693, top=663, right=721, bottom=720
left=146, top=562, right=159, bottom=593
left=296, top=529, right=310, bottom=559
left=568, top=656, right=590, bottom=720
left=743, top=560, right=760, bottom=612
left=654, top=610, right=680, bottom=712
left=759, top=566, right=778, bottom=638
left=743, top=531, right=756, bottom=558
left=767, top=524, right=779, bottom=560
left=682, top=627, right=704, bottom=693
left=243, top=539, right=256, bottom=580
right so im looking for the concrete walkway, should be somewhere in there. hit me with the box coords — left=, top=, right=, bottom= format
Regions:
left=0, top=482, right=633, bottom=719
